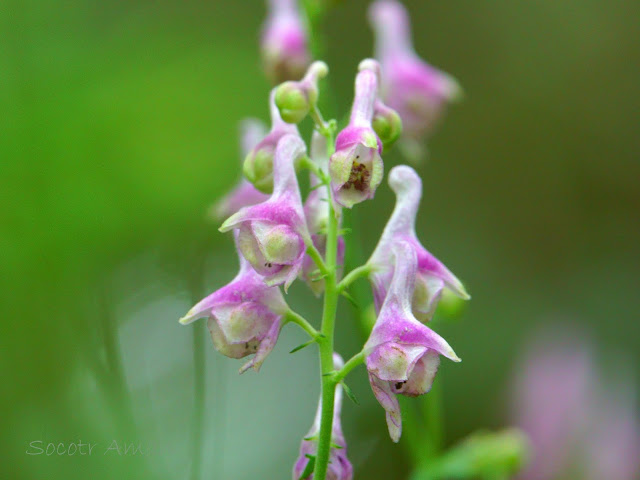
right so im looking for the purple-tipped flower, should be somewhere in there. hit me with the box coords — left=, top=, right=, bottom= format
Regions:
left=275, top=61, right=329, bottom=124
left=222, top=134, right=311, bottom=291
left=364, top=240, right=460, bottom=442
left=329, top=59, right=384, bottom=208
left=179, top=233, right=287, bottom=373
left=244, top=89, right=299, bottom=193
left=301, top=132, right=346, bottom=296
left=368, top=165, right=469, bottom=322
left=261, top=0, right=311, bottom=84
left=369, top=0, right=461, bottom=147
left=293, top=354, right=353, bottom=480
left=213, top=119, right=270, bottom=220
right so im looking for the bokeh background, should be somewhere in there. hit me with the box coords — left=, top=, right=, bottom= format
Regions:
left=2, top=0, right=638, bottom=479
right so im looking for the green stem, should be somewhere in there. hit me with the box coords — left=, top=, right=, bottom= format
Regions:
left=314, top=159, right=340, bottom=480
left=336, top=263, right=374, bottom=294
left=333, top=350, right=365, bottom=383
left=285, top=309, right=320, bottom=339
left=306, top=242, right=329, bottom=276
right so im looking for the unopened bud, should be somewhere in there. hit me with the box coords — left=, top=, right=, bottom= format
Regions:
left=274, top=61, right=328, bottom=124
left=372, top=100, right=402, bottom=149
left=274, top=82, right=311, bottom=124
left=243, top=146, right=275, bottom=193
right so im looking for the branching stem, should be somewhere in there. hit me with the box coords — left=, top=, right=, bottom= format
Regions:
left=285, top=309, right=320, bottom=339
left=313, top=127, right=339, bottom=480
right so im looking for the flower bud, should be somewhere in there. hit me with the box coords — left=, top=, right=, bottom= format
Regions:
left=244, top=89, right=299, bottom=193
left=261, top=0, right=311, bottom=84
left=372, top=99, right=402, bottom=149
left=212, top=119, right=270, bottom=220
left=275, top=61, right=328, bottom=124
left=329, top=60, right=384, bottom=208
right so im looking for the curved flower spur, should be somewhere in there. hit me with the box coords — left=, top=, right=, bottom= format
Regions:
left=179, top=232, right=288, bottom=374
left=368, top=165, right=469, bottom=322
left=221, top=133, right=312, bottom=291
left=293, top=354, right=353, bottom=480
left=364, top=240, right=461, bottom=442
left=212, top=119, right=270, bottom=220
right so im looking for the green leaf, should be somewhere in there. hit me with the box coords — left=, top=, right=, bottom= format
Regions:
left=298, top=454, right=316, bottom=480
left=341, top=381, right=359, bottom=405
left=290, top=339, right=316, bottom=354
left=341, top=290, right=358, bottom=307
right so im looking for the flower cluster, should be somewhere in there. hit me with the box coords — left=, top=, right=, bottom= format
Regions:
left=180, top=1, right=469, bottom=478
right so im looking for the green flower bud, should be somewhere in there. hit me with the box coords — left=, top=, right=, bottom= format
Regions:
left=372, top=100, right=403, bottom=150
left=275, top=81, right=312, bottom=124
left=273, top=61, right=328, bottom=124
left=243, top=146, right=275, bottom=193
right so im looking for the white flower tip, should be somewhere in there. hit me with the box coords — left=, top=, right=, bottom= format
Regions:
left=450, top=277, right=471, bottom=300
left=358, top=58, right=381, bottom=80
left=444, top=74, right=464, bottom=102
left=448, top=349, right=462, bottom=363
left=179, top=313, right=196, bottom=325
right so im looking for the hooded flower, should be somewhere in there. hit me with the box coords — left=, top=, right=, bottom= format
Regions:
left=212, top=119, right=270, bottom=220
left=301, top=132, right=345, bottom=296
left=364, top=240, right=460, bottom=442
left=293, top=353, right=353, bottom=480
left=179, top=233, right=287, bottom=373
left=329, top=59, right=384, bottom=208
left=244, top=89, right=299, bottom=193
left=369, top=0, right=461, bottom=151
left=275, top=61, right=329, bottom=124
left=261, top=0, right=311, bottom=84
left=221, top=133, right=311, bottom=291
left=368, top=165, right=469, bottom=322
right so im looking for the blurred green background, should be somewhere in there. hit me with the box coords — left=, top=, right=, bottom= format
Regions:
left=2, top=0, right=638, bottom=479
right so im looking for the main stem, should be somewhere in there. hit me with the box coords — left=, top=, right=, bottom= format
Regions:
left=314, top=175, right=339, bottom=480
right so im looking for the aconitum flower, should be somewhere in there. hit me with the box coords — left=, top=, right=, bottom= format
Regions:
left=364, top=240, right=460, bottom=442
left=293, top=354, right=353, bottom=480
left=261, top=0, right=311, bottom=84
left=179, top=233, right=287, bottom=374
left=244, top=89, right=299, bottom=193
left=368, top=165, right=469, bottom=322
left=212, top=119, right=270, bottom=220
left=301, top=132, right=345, bottom=296
left=221, top=133, right=311, bottom=290
left=329, top=59, right=384, bottom=208
left=369, top=0, right=462, bottom=148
